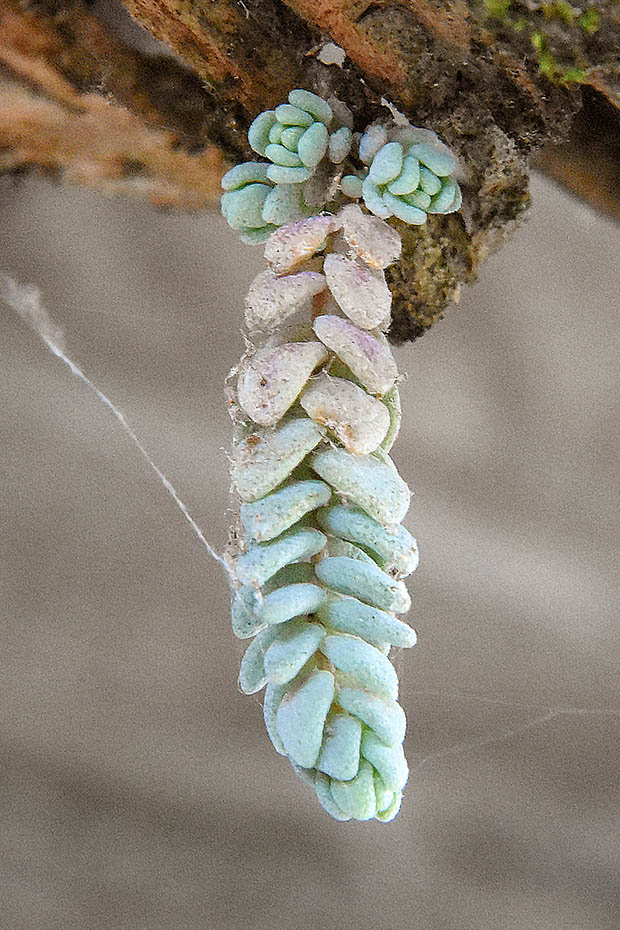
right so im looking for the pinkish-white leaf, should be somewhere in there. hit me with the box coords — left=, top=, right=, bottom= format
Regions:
left=313, top=315, right=398, bottom=395
left=300, top=373, right=390, bottom=454
left=233, top=418, right=324, bottom=502
left=339, top=204, right=402, bottom=269
left=245, top=269, right=326, bottom=330
left=264, top=215, right=342, bottom=274
left=324, top=253, right=392, bottom=331
left=238, top=341, right=328, bottom=425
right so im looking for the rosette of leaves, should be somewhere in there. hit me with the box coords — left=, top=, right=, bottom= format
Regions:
left=342, top=124, right=462, bottom=225
left=221, top=90, right=353, bottom=243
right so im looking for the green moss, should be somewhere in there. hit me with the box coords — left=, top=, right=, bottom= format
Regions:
left=482, top=0, right=603, bottom=87
left=541, top=0, right=599, bottom=33
left=530, top=27, right=587, bottom=84
left=530, top=28, right=545, bottom=53
left=542, top=2, right=576, bottom=26
left=578, top=8, right=600, bottom=35
left=484, top=0, right=511, bottom=17
left=561, top=66, right=587, bottom=82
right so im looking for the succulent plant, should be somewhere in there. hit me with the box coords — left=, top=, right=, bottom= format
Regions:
left=230, top=208, right=416, bottom=822
left=221, top=90, right=354, bottom=243
left=221, top=92, right=463, bottom=821
left=221, top=90, right=462, bottom=241
left=220, top=162, right=279, bottom=244
left=248, top=89, right=346, bottom=181
left=351, top=124, right=461, bottom=224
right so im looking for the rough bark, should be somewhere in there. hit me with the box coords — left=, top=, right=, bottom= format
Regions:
left=1, top=0, right=618, bottom=339
left=0, top=0, right=224, bottom=206
left=534, top=86, right=620, bottom=220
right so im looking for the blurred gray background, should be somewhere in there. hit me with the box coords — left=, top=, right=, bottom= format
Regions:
left=1, top=173, right=619, bottom=930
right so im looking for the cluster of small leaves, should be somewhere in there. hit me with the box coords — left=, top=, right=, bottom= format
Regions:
left=221, top=89, right=353, bottom=243
left=229, top=209, right=417, bottom=821
left=221, top=90, right=462, bottom=242
left=221, top=92, right=464, bottom=820
left=346, top=124, right=461, bottom=226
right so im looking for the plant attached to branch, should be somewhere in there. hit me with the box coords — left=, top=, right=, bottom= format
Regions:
left=221, top=89, right=461, bottom=243
left=223, top=90, right=461, bottom=822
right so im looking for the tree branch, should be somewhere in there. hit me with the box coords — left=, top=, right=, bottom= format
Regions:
left=115, top=0, right=620, bottom=338
left=1, top=0, right=618, bottom=338
left=0, top=0, right=224, bottom=205
left=534, top=86, right=620, bottom=221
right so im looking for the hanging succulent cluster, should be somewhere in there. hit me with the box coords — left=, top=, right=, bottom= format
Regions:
left=223, top=90, right=462, bottom=821
left=221, top=89, right=461, bottom=243
left=228, top=207, right=417, bottom=821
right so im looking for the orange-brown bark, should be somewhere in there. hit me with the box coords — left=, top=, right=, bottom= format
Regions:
left=122, top=0, right=307, bottom=109
left=0, top=81, right=221, bottom=207
left=0, top=0, right=223, bottom=206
